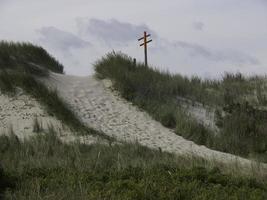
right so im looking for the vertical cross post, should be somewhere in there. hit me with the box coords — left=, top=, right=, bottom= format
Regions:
left=138, top=31, right=152, bottom=66
left=144, top=31, right=148, bottom=66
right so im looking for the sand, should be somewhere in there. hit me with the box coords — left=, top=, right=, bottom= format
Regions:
left=0, top=89, right=100, bottom=145
left=38, top=72, right=267, bottom=171
left=178, top=98, right=219, bottom=133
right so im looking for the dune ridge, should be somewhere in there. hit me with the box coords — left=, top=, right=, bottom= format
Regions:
left=38, top=72, right=267, bottom=172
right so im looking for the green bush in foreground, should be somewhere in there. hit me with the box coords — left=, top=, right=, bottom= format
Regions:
left=94, top=52, right=267, bottom=160
left=1, top=132, right=266, bottom=200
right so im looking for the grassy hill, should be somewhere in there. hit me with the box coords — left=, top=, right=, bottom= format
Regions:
left=95, top=52, right=267, bottom=161
left=1, top=42, right=267, bottom=199
left=0, top=41, right=63, bottom=76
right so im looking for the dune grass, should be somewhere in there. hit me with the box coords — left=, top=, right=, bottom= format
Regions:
left=1, top=127, right=267, bottom=200
left=0, top=41, right=64, bottom=75
left=94, top=52, right=267, bottom=160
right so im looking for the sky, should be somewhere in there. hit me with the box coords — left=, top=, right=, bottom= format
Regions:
left=0, top=0, right=267, bottom=78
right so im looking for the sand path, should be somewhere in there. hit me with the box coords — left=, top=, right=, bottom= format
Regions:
left=0, top=90, right=100, bottom=145
left=42, top=73, right=267, bottom=170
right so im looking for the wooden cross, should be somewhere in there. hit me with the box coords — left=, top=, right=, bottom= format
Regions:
left=138, top=31, right=152, bottom=66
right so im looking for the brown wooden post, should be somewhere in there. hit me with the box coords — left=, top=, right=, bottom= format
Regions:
left=144, top=31, right=148, bottom=66
left=138, top=31, right=152, bottom=67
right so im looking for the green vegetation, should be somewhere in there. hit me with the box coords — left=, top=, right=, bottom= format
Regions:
left=0, top=41, right=64, bottom=75
left=94, top=52, right=267, bottom=160
left=1, top=128, right=267, bottom=199
left=216, top=103, right=267, bottom=157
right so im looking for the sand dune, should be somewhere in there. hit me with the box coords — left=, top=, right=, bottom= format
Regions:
left=39, top=72, right=267, bottom=171
left=0, top=89, right=100, bottom=145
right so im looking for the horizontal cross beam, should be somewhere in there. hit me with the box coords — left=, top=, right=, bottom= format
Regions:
left=140, top=39, right=153, bottom=46
left=138, top=31, right=152, bottom=66
left=138, top=34, right=151, bottom=41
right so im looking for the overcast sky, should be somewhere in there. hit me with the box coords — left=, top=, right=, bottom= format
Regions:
left=1, top=0, right=267, bottom=78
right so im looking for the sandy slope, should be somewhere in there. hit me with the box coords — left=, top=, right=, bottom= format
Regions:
left=180, top=101, right=219, bottom=133
left=0, top=90, right=100, bottom=145
left=40, top=72, right=267, bottom=171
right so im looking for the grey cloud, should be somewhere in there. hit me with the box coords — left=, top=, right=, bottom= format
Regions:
left=77, top=18, right=157, bottom=44
left=37, top=26, right=92, bottom=51
left=0, top=0, right=10, bottom=5
left=174, top=41, right=260, bottom=65
left=193, top=21, right=204, bottom=31
left=0, top=0, right=13, bottom=11
left=257, top=0, right=267, bottom=5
